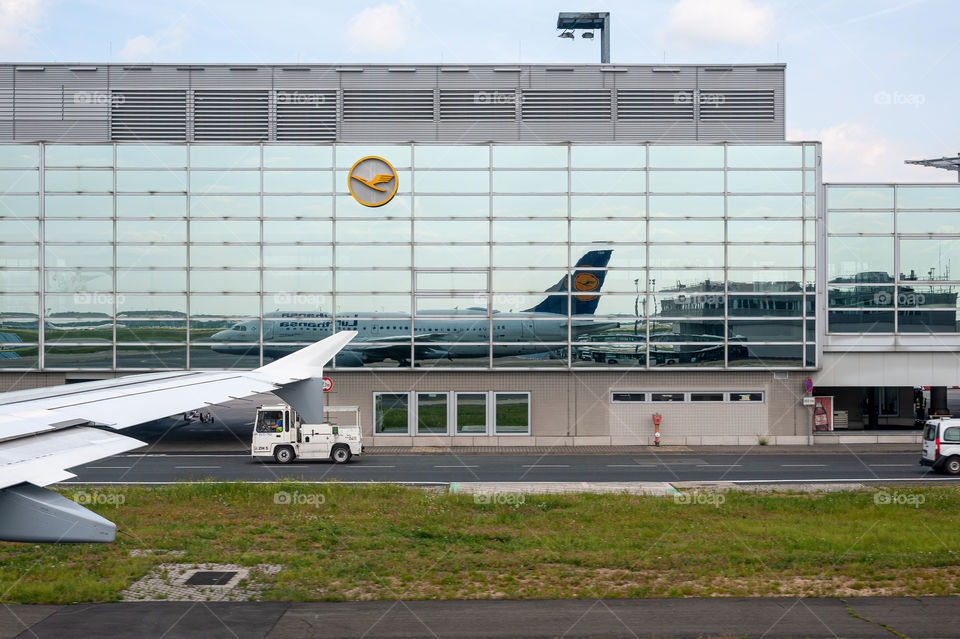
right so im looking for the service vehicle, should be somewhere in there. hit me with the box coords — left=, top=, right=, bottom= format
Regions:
left=252, top=404, right=362, bottom=464
left=920, top=417, right=960, bottom=474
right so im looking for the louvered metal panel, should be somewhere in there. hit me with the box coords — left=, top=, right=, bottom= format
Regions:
left=699, top=90, right=774, bottom=121
left=194, top=90, right=269, bottom=141
left=14, top=120, right=108, bottom=142
left=0, top=89, right=11, bottom=120
left=14, top=89, right=62, bottom=120
left=521, top=90, right=611, bottom=120
left=110, top=90, right=187, bottom=141
left=63, top=88, right=109, bottom=121
left=275, top=90, right=337, bottom=140
left=342, top=90, right=434, bottom=121
left=617, top=89, right=694, bottom=120
left=439, top=90, right=515, bottom=121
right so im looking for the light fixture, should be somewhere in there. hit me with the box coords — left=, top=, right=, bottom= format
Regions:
left=558, top=30, right=575, bottom=39
left=581, top=31, right=594, bottom=39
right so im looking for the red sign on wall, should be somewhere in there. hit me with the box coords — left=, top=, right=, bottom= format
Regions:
left=812, top=396, right=833, bottom=432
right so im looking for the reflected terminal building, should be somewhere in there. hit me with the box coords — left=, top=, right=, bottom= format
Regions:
left=1, top=62, right=957, bottom=445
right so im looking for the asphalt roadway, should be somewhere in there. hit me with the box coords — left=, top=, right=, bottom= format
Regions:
left=65, top=450, right=953, bottom=484
left=4, top=597, right=960, bottom=638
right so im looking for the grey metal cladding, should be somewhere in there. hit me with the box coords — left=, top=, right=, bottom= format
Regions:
left=0, top=63, right=785, bottom=142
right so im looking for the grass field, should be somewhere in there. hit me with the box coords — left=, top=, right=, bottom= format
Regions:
left=1, top=483, right=958, bottom=604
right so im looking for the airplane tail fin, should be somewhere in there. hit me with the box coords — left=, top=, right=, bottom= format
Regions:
left=524, top=249, right=612, bottom=315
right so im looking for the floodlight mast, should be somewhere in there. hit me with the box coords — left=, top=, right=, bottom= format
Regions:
left=557, top=12, right=610, bottom=63
left=905, top=154, right=960, bottom=183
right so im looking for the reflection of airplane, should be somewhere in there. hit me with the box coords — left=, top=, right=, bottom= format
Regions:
left=350, top=173, right=394, bottom=192
left=0, top=331, right=356, bottom=543
left=211, top=250, right=616, bottom=366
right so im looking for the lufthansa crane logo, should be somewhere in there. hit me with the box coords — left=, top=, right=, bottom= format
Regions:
left=573, top=272, right=601, bottom=301
left=348, top=156, right=398, bottom=207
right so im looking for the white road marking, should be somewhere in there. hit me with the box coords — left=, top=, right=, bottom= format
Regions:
left=434, top=465, right=479, bottom=468
left=85, top=466, right=132, bottom=469
left=781, top=464, right=828, bottom=467
left=607, top=464, right=658, bottom=468
left=868, top=464, right=916, bottom=467
left=696, top=464, right=742, bottom=467
left=126, top=454, right=249, bottom=458
left=521, top=464, right=570, bottom=468
left=174, top=466, right=222, bottom=469
left=351, top=465, right=395, bottom=468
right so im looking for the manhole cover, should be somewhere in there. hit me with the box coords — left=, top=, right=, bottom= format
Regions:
left=185, top=571, right=237, bottom=586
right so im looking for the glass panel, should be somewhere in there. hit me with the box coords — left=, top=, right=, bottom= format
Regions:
left=45, top=270, right=111, bottom=293
left=650, top=319, right=724, bottom=340
left=571, top=195, right=644, bottom=218
left=0, top=195, right=39, bottom=217
left=189, top=145, right=259, bottom=168
left=0, top=145, right=39, bottom=168
left=804, top=171, right=816, bottom=193
left=570, top=171, right=645, bottom=193
left=335, top=295, right=410, bottom=315
left=828, top=310, right=895, bottom=333
left=900, top=239, right=960, bottom=281
left=0, top=219, right=39, bottom=241
left=335, top=145, right=411, bottom=169
left=45, top=195, right=112, bottom=217
left=827, top=186, right=893, bottom=209
left=897, top=211, right=960, bottom=234
left=337, top=219, right=410, bottom=242
left=415, top=195, right=488, bottom=217
left=190, top=269, right=260, bottom=291
left=335, top=195, right=411, bottom=218
left=1, top=294, right=38, bottom=316
left=494, top=393, right=529, bottom=433
left=44, top=170, right=111, bottom=192
left=491, top=245, right=564, bottom=268
left=116, top=319, right=187, bottom=342
left=415, top=145, right=489, bottom=169
left=263, top=170, right=332, bottom=193
left=0, top=344, right=39, bottom=368
left=899, top=309, right=959, bottom=333
left=728, top=295, right=803, bottom=317
left=116, top=270, right=186, bottom=292
left=334, top=270, right=411, bottom=293
left=262, top=220, right=331, bottom=243
left=117, top=245, right=186, bottom=268
left=897, top=186, right=960, bottom=209
left=416, top=272, right=487, bottom=291
left=650, top=345, right=724, bottom=367
left=728, top=220, right=803, bottom=243
left=0, top=270, right=38, bottom=292
left=829, top=211, right=893, bottom=234
left=45, top=145, right=113, bottom=167
left=117, top=195, right=186, bottom=217
left=190, top=246, right=259, bottom=268
left=0, top=246, right=38, bottom=267
left=190, top=294, right=259, bottom=316
left=413, top=170, right=489, bottom=194
left=189, top=171, right=259, bottom=193
left=375, top=393, right=409, bottom=433
left=116, top=170, right=187, bottom=192
left=648, top=195, right=723, bottom=217
left=727, top=344, right=804, bottom=367
left=493, top=195, right=564, bottom=218
left=828, top=285, right=893, bottom=308
left=416, top=393, right=448, bottom=434
left=115, top=345, right=187, bottom=368
left=648, top=269, right=724, bottom=291
left=493, top=170, right=566, bottom=193
left=571, top=145, right=645, bottom=168
left=44, top=220, right=112, bottom=242
left=262, top=145, right=332, bottom=168
left=653, top=292, right=723, bottom=317
left=648, top=146, right=723, bottom=168
left=189, top=345, right=261, bottom=369
left=827, top=236, right=894, bottom=282
left=456, top=393, right=487, bottom=434
left=492, top=220, right=566, bottom=243
left=727, top=171, right=802, bottom=193
left=649, top=244, right=723, bottom=268
left=117, top=295, right=187, bottom=316
left=45, top=245, right=112, bottom=268
left=727, top=145, right=802, bottom=168
left=416, top=245, right=488, bottom=268
left=263, top=245, right=332, bottom=268
left=190, top=195, right=259, bottom=217
left=572, top=220, right=645, bottom=243
left=804, top=146, right=816, bottom=168
left=492, top=270, right=572, bottom=293
left=263, top=195, right=333, bottom=218
left=44, top=319, right=114, bottom=343
left=648, top=171, right=723, bottom=193
left=262, top=271, right=332, bottom=295
left=727, top=195, right=802, bottom=218
left=649, top=220, right=721, bottom=243
left=493, top=146, right=566, bottom=168
left=116, top=145, right=187, bottom=168
left=44, top=345, right=113, bottom=368
left=728, top=245, right=803, bottom=268
left=338, top=245, right=410, bottom=268
left=728, top=319, right=803, bottom=341
left=0, top=170, right=38, bottom=192
left=117, top=220, right=186, bottom=242
left=191, top=220, right=259, bottom=243
left=728, top=269, right=802, bottom=292
left=897, top=286, right=960, bottom=332
left=413, top=220, right=487, bottom=243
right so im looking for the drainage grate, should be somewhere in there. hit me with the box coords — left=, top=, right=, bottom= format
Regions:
left=185, top=571, right=237, bottom=586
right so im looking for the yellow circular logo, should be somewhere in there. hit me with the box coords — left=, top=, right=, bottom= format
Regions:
left=347, top=156, right=398, bottom=207
left=573, top=272, right=601, bottom=301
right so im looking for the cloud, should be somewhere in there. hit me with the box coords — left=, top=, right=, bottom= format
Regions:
left=0, top=0, right=44, bottom=53
left=657, top=0, right=775, bottom=49
left=788, top=122, right=956, bottom=183
left=119, top=15, right=188, bottom=62
left=346, top=0, right=419, bottom=53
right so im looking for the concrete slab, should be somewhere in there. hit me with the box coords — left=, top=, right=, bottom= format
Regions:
left=0, top=605, right=61, bottom=639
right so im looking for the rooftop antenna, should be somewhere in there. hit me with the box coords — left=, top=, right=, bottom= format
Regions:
left=905, top=153, right=960, bottom=183
left=556, top=12, right=610, bottom=63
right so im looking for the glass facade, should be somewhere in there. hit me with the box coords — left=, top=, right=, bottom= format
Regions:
left=827, top=184, right=960, bottom=334
left=0, top=142, right=818, bottom=370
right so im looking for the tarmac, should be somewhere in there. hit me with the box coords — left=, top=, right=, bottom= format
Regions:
left=4, top=597, right=960, bottom=638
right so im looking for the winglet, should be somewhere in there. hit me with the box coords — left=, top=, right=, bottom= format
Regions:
left=255, top=331, right=357, bottom=382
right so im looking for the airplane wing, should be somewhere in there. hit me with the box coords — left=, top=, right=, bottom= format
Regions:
left=0, top=331, right=356, bottom=543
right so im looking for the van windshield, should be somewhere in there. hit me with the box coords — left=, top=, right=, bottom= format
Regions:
left=923, top=423, right=939, bottom=441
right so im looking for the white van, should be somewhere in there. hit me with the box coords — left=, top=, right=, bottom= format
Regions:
left=920, top=418, right=960, bottom=475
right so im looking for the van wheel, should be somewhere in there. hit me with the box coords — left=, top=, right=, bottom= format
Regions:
left=945, top=456, right=960, bottom=475
left=331, top=445, right=352, bottom=464
left=274, top=446, right=295, bottom=464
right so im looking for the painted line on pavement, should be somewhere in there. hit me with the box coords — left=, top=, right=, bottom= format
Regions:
left=607, top=464, right=658, bottom=468
left=85, top=466, right=132, bottom=469
left=174, top=466, right=222, bottom=469
left=696, top=464, right=743, bottom=467
left=434, top=465, right=479, bottom=468
left=781, top=464, right=828, bottom=467
left=521, top=465, right=570, bottom=468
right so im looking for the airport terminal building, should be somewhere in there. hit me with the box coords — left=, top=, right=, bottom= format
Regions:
left=1, top=62, right=958, bottom=445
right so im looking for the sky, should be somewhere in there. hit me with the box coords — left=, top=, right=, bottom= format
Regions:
left=1, top=0, right=958, bottom=183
